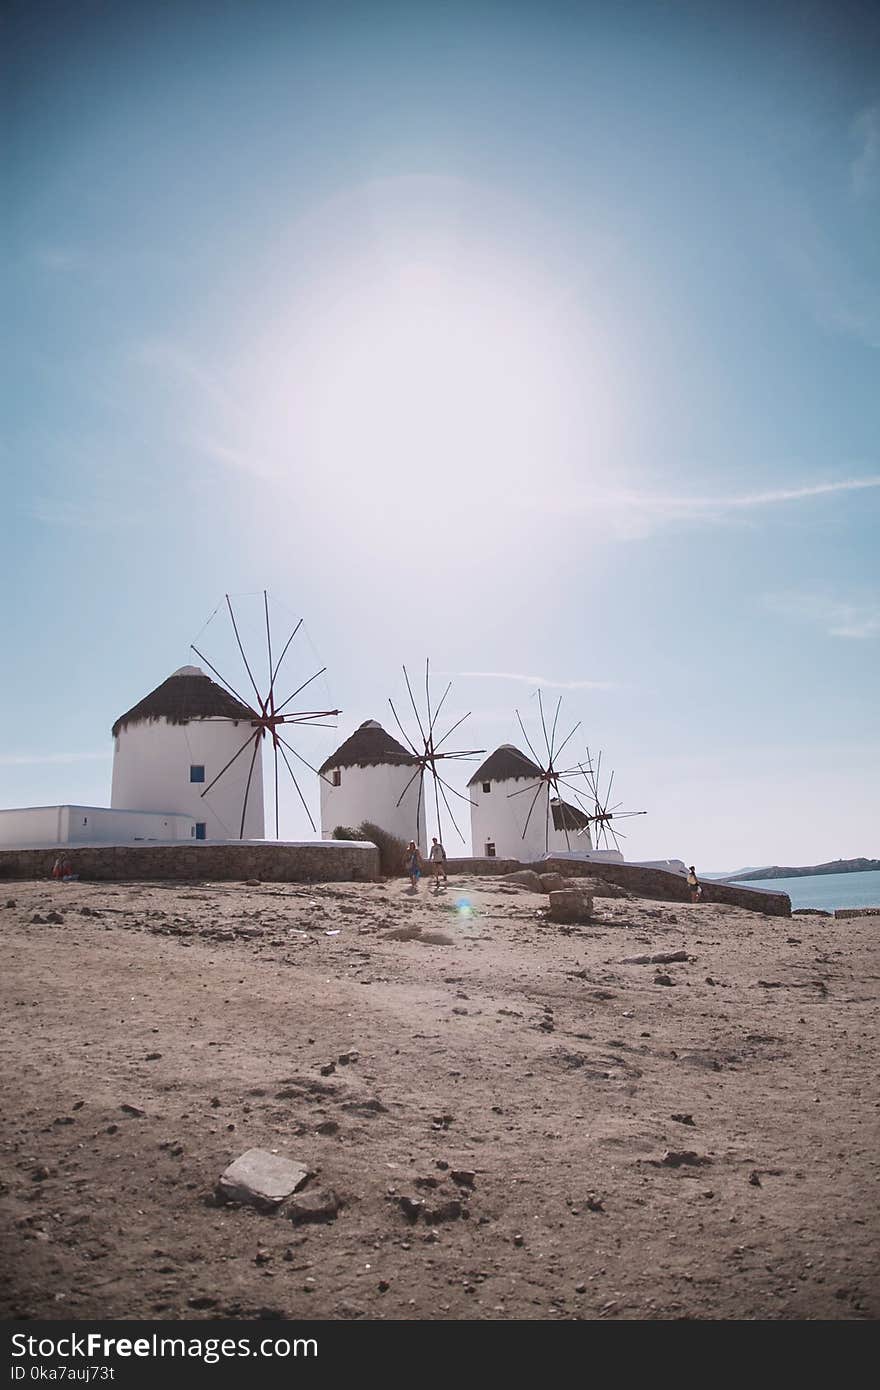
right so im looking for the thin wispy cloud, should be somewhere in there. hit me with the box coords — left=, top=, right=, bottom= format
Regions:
left=764, top=593, right=880, bottom=639
left=135, top=340, right=283, bottom=482
left=522, top=474, right=880, bottom=538
left=189, top=434, right=279, bottom=482
left=0, top=751, right=111, bottom=768
left=851, top=104, right=880, bottom=199
left=461, top=671, right=618, bottom=690
left=597, top=475, right=880, bottom=516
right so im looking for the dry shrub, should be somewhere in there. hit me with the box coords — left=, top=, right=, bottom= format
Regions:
left=359, top=821, right=408, bottom=877
left=331, top=825, right=368, bottom=841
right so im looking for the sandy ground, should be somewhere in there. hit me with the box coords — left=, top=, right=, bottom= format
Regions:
left=1, top=875, right=877, bottom=1322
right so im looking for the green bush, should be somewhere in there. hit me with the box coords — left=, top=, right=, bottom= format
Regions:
left=359, top=820, right=408, bottom=877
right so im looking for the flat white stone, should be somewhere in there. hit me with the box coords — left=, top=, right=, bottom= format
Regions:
left=217, top=1149, right=310, bottom=1210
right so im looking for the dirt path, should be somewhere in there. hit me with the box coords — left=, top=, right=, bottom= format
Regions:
left=1, top=877, right=877, bottom=1320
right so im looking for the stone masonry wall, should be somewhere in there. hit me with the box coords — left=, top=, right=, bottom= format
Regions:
left=0, top=842, right=379, bottom=884
left=0, top=841, right=788, bottom=913
left=538, top=857, right=791, bottom=917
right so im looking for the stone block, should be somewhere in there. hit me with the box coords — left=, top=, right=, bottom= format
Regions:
left=538, top=873, right=566, bottom=894
left=548, top=889, right=594, bottom=923
left=500, top=870, right=543, bottom=892
left=217, top=1149, right=310, bottom=1212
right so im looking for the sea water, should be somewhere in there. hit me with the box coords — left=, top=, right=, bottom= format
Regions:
left=734, top=868, right=880, bottom=912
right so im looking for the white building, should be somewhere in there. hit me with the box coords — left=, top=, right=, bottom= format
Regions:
left=468, top=744, right=602, bottom=861
left=320, top=720, right=426, bottom=848
left=111, top=665, right=264, bottom=840
left=0, top=805, right=194, bottom=849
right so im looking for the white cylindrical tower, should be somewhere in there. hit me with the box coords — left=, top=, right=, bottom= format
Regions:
left=111, top=666, right=265, bottom=840
left=319, top=720, right=426, bottom=849
left=468, top=744, right=593, bottom=861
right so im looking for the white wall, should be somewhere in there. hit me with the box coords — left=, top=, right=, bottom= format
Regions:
left=0, top=805, right=195, bottom=848
left=112, top=716, right=265, bottom=840
left=469, top=777, right=594, bottom=861
left=66, top=807, right=195, bottom=843
left=0, top=806, right=69, bottom=848
left=320, top=761, right=427, bottom=850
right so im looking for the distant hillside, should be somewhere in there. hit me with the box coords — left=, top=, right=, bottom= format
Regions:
left=725, top=857, right=880, bottom=883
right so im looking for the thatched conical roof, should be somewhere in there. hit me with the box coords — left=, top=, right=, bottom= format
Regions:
left=468, top=744, right=542, bottom=786
left=319, top=720, right=418, bottom=774
left=112, top=666, right=254, bottom=737
left=550, top=797, right=590, bottom=832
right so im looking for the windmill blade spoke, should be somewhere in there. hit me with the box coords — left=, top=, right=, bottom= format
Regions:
left=430, top=766, right=442, bottom=846
left=200, top=729, right=261, bottom=797
left=429, top=681, right=453, bottom=736
left=270, top=616, right=304, bottom=691
left=515, top=709, right=545, bottom=769
left=578, top=760, right=599, bottom=799
left=606, top=770, right=615, bottom=804
left=414, top=766, right=425, bottom=845
left=395, top=763, right=425, bottom=808
left=403, top=665, right=428, bottom=743
left=520, top=781, right=545, bottom=840
left=506, top=779, right=545, bottom=800
left=226, top=594, right=266, bottom=713
left=555, top=775, right=594, bottom=799
left=434, top=772, right=477, bottom=807
left=537, top=689, right=552, bottom=763
left=273, top=667, right=327, bottom=716
left=424, top=659, right=433, bottom=742
left=436, top=776, right=466, bottom=843
left=190, top=645, right=259, bottom=718
left=388, top=698, right=422, bottom=757
left=276, top=740, right=317, bottom=834
left=549, top=696, right=562, bottom=762
left=553, top=721, right=582, bottom=764
left=275, top=732, right=330, bottom=783
left=279, top=718, right=339, bottom=729
left=234, top=739, right=258, bottom=834
left=263, top=591, right=276, bottom=715
left=432, top=712, right=474, bottom=752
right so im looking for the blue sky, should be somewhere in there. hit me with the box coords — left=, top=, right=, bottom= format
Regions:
left=4, top=0, right=878, bottom=869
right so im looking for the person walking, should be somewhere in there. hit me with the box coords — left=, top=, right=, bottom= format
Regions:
left=686, top=865, right=702, bottom=903
left=429, top=836, right=448, bottom=887
left=404, top=840, right=423, bottom=891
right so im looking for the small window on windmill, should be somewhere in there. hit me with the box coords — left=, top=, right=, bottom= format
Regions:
left=83, top=816, right=88, bottom=825
left=482, top=781, right=491, bottom=794
left=485, top=841, right=496, bottom=857
left=331, top=769, right=341, bottom=787
left=190, top=765, right=205, bottom=783
left=195, top=822, right=207, bottom=840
